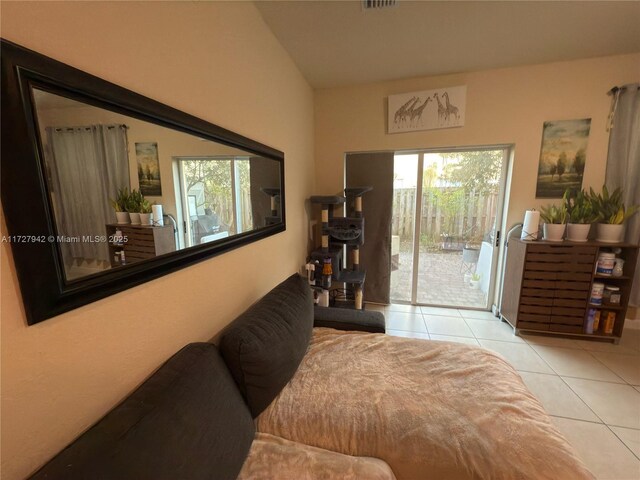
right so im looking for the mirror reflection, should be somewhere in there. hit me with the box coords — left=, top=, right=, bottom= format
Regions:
left=32, top=88, right=282, bottom=281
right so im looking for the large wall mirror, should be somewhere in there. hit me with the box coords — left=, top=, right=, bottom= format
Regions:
left=1, top=40, right=286, bottom=325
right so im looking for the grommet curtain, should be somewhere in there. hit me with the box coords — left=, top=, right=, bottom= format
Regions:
left=605, top=84, right=640, bottom=306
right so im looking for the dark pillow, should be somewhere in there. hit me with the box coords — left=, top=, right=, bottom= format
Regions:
left=30, top=343, right=255, bottom=480
left=314, top=306, right=386, bottom=333
left=220, top=273, right=313, bottom=417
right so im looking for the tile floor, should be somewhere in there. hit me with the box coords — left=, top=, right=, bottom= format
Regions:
left=367, top=302, right=640, bottom=480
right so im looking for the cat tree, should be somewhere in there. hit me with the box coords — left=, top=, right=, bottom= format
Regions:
left=308, top=187, right=372, bottom=309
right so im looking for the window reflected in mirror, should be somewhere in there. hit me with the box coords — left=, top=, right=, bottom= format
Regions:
left=31, top=88, right=282, bottom=282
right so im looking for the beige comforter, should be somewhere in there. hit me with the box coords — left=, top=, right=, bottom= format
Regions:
left=237, top=432, right=396, bottom=480
left=257, top=328, right=594, bottom=480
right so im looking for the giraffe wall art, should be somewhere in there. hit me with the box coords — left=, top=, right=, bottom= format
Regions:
left=387, top=85, right=466, bottom=134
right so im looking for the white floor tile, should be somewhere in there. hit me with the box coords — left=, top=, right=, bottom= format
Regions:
left=457, top=309, right=498, bottom=321
left=386, top=329, right=430, bottom=340
left=551, top=417, right=640, bottom=480
left=590, top=351, right=640, bottom=385
left=626, top=320, right=640, bottom=331
left=519, top=372, right=600, bottom=422
left=420, top=306, right=462, bottom=317
left=423, top=314, right=475, bottom=337
left=429, top=334, right=480, bottom=346
left=478, top=339, right=554, bottom=374
left=573, top=338, right=640, bottom=356
left=387, top=303, right=421, bottom=314
left=619, top=329, right=640, bottom=352
left=531, top=345, right=625, bottom=383
left=521, top=333, right=583, bottom=349
left=385, top=312, right=427, bottom=333
left=562, top=377, right=640, bottom=430
left=465, top=318, right=525, bottom=343
left=610, top=426, right=640, bottom=459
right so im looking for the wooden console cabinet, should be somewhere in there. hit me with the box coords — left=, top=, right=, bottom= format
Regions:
left=501, top=239, right=638, bottom=343
left=106, top=224, right=176, bottom=267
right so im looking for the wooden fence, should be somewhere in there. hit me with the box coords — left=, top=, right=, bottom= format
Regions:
left=392, top=188, right=498, bottom=244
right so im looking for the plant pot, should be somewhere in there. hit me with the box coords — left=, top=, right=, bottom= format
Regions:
left=115, top=211, right=130, bottom=224
left=129, top=212, right=141, bottom=225
left=470, top=279, right=480, bottom=290
left=595, top=223, right=624, bottom=243
left=566, top=223, right=591, bottom=242
left=543, top=223, right=565, bottom=242
left=139, top=213, right=153, bottom=225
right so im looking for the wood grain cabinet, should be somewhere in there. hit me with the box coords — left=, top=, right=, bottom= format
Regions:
left=106, top=224, right=176, bottom=267
left=501, top=239, right=638, bottom=343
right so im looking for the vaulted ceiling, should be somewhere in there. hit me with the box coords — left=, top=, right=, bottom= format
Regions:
left=255, top=1, right=640, bottom=88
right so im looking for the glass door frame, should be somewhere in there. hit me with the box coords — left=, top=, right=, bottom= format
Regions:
left=398, top=144, right=512, bottom=310
left=176, top=155, right=247, bottom=248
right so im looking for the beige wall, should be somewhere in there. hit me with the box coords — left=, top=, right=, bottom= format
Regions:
left=0, top=2, right=314, bottom=479
left=314, top=54, right=640, bottom=230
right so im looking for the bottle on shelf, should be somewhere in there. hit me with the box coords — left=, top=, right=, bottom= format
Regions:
left=321, top=257, right=332, bottom=290
left=603, top=285, right=621, bottom=306
left=585, top=308, right=601, bottom=334
left=589, top=282, right=604, bottom=305
left=602, top=311, right=616, bottom=335
left=596, top=252, right=615, bottom=276
left=318, top=257, right=332, bottom=307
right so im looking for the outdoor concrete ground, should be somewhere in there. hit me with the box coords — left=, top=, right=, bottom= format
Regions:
left=390, top=249, right=487, bottom=308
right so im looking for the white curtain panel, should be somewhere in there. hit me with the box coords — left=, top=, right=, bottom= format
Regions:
left=46, top=125, right=129, bottom=266
left=605, top=84, right=640, bottom=306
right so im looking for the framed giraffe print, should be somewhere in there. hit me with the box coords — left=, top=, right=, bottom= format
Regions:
left=388, top=85, right=466, bottom=134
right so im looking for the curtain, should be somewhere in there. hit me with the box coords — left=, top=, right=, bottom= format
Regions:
left=346, top=152, right=394, bottom=304
left=605, top=84, right=640, bottom=306
left=46, top=125, right=129, bottom=266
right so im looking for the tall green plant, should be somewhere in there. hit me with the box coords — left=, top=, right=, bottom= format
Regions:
left=588, top=185, right=639, bottom=224
left=109, top=187, right=130, bottom=213
left=563, top=188, right=597, bottom=224
left=140, top=199, right=153, bottom=214
left=127, top=189, right=144, bottom=213
left=539, top=204, right=567, bottom=224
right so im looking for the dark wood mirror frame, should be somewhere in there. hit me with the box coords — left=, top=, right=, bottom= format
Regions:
left=1, top=39, right=286, bottom=325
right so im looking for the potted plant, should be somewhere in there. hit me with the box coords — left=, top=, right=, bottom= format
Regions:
left=563, top=188, right=596, bottom=242
left=127, top=189, right=143, bottom=225
left=109, top=187, right=130, bottom=224
left=139, top=198, right=153, bottom=225
left=539, top=204, right=566, bottom=242
left=589, top=185, right=639, bottom=243
left=469, top=273, right=481, bottom=289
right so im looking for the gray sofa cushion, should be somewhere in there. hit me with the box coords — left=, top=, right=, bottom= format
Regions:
left=314, top=306, right=386, bottom=333
left=30, top=343, right=255, bottom=480
left=220, top=274, right=313, bottom=417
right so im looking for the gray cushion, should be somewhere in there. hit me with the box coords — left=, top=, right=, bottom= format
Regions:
left=220, top=274, right=313, bottom=417
left=30, top=343, right=255, bottom=480
left=314, top=306, right=386, bottom=333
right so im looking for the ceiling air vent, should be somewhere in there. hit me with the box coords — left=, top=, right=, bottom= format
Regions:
left=363, top=0, right=398, bottom=10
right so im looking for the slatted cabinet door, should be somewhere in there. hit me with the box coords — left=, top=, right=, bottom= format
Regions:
left=502, top=239, right=638, bottom=343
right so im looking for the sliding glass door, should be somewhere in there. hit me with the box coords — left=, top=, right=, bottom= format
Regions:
left=390, top=147, right=509, bottom=309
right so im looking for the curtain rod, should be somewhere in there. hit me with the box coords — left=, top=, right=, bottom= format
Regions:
left=607, top=83, right=640, bottom=95
left=54, top=124, right=129, bottom=132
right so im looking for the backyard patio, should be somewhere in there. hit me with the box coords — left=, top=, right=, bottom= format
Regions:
left=390, top=248, right=488, bottom=308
